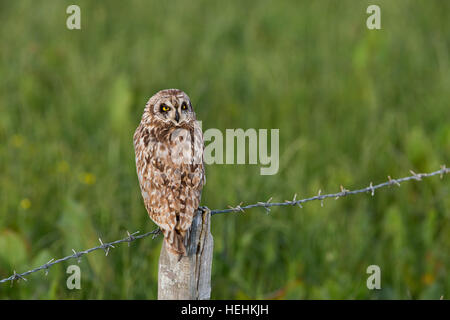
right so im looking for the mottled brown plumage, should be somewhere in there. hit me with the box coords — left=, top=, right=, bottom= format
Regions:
left=134, top=89, right=205, bottom=256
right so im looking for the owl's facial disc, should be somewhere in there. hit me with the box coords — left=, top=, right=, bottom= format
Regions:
left=158, top=98, right=192, bottom=125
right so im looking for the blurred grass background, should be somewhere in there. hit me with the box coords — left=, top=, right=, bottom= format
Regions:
left=0, top=0, right=449, bottom=299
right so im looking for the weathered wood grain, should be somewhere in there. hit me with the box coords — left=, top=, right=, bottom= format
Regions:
left=158, top=208, right=213, bottom=300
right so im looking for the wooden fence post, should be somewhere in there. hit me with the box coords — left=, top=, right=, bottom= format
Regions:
left=158, top=208, right=213, bottom=300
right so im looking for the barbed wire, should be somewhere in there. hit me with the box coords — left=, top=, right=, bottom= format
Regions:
left=212, top=165, right=449, bottom=215
left=1, top=165, right=448, bottom=286
left=0, top=229, right=161, bottom=285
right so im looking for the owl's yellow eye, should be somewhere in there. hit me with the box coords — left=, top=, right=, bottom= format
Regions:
left=161, top=104, right=170, bottom=112
left=181, top=103, right=188, bottom=110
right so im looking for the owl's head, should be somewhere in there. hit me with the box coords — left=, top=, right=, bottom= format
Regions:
left=145, top=89, right=196, bottom=126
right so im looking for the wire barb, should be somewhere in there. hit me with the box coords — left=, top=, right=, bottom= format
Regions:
left=98, top=238, right=115, bottom=256
left=440, top=165, right=447, bottom=179
left=228, top=202, right=245, bottom=213
left=72, top=249, right=83, bottom=264
left=410, top=170, right=422, bottom=181
left=43, top=259, right=54, bottom=276
left=318, top=189, right=324, bottom=206
left=10, top=270, right=27, bottom=287
left=126, top=230, right=139, bottom=247
left=257, top=197, right=273, bottom=213
left=369, top=182, right=375, bottom=196
left=388, top=175, right=401, bottom=187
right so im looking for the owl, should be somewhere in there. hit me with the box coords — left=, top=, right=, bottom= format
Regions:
left=133, top=89, right=205, bottom=257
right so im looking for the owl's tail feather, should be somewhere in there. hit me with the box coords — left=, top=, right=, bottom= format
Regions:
left=165, top=229, right=187, bottom=257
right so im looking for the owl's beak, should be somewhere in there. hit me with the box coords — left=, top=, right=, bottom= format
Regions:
left=174, top=109, right=180, bottom=123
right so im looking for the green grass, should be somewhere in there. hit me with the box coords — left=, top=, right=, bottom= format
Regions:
left=0, top=0, right=449, bottom=299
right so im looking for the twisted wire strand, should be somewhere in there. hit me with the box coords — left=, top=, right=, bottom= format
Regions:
left=1, top=165, right=448, bottom=285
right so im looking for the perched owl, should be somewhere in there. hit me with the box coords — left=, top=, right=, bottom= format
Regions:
left=133, top=89, right=205, bottom=257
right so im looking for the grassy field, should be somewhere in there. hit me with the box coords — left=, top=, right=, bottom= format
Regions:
left=0, top=0, right=449, bottom=299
